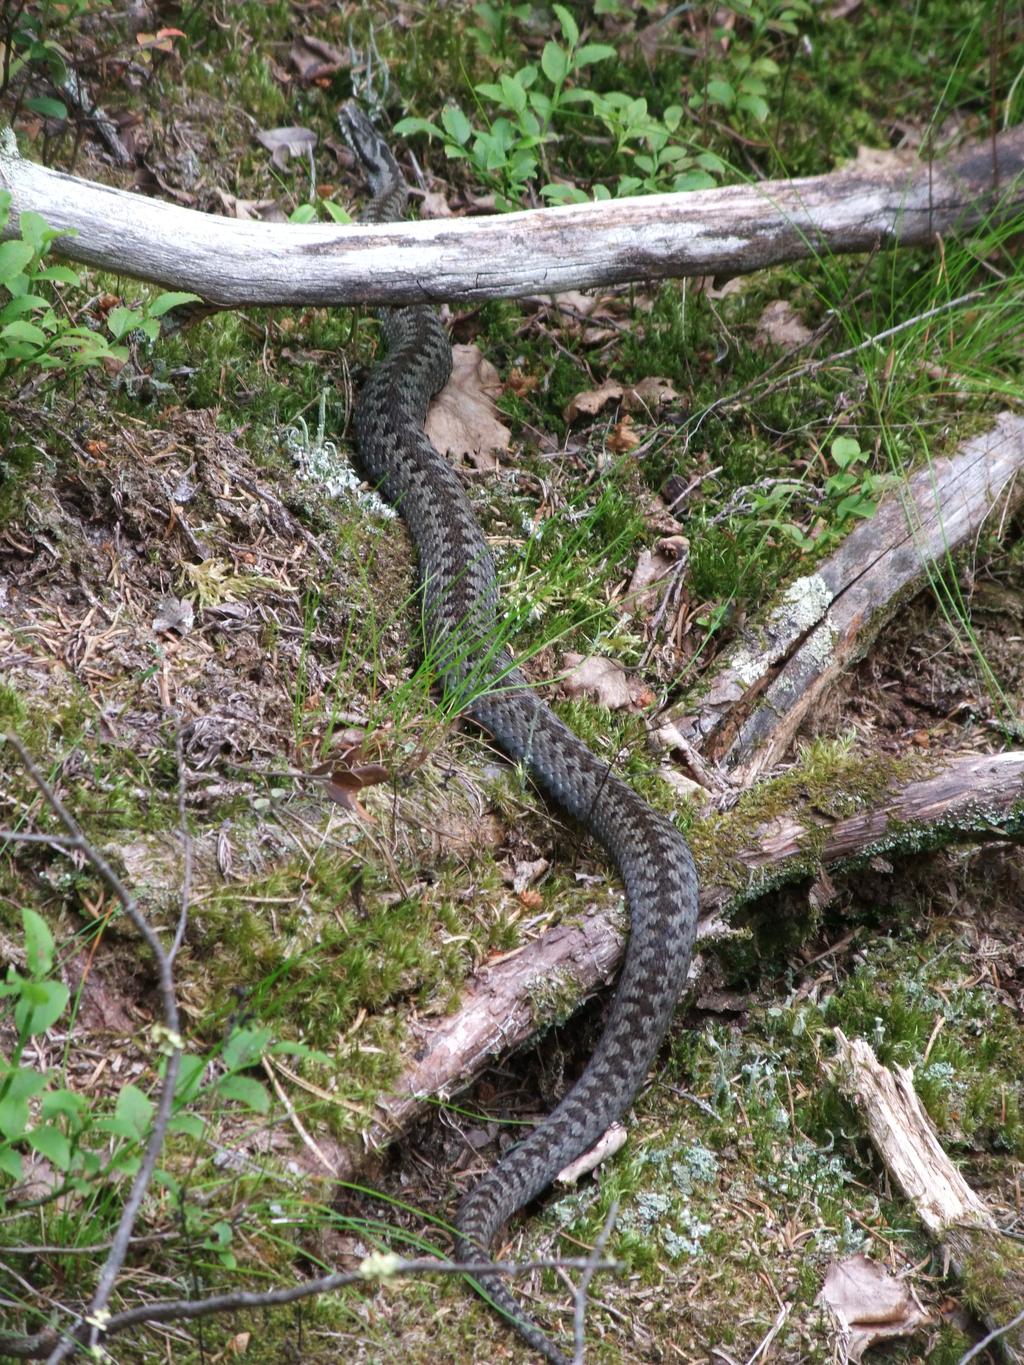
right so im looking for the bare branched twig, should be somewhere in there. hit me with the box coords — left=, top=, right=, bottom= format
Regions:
left=1, top=735, right=183, bottom=1365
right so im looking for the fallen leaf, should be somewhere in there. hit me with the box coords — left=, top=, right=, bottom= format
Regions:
left=755, top=299, right=813, bottom=350
left=289, top=34, right=347, bottom=82
left=310, top=735, right=390, bottom=815
left=564, top=379, right=625, bottom=422
left=562, top=654, right=633, bottom=710
left=152, top=595, right=194, bottom=635
left=506, top=367, right=539, bottom=396
left=517, top=888, right=544, bottom=910
left=511, top=857, right=549, bottom=894
left=626, top=547, right=679, bottom=614
left=256, top=125, right=317, bottom=171
left=215, top=189, right=287, bottom=222
left=623, top=375, right=678, bottom=413
left=607, top=415, right=640, bottom=453
left=418, top=190, right=453, bottom=219
left=425, top=344, right=511, bottom=471
left=565, top=375, right=678, bottom=423
left=818, top=1255, right=929, bottom=1363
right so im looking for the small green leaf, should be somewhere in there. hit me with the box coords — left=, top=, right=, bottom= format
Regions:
left=0, top=1069, right=47, bottom=1138
left=216, top=1074, right=270, bottom=1113
left=322, top=200, right=351, bottom=224
left=498, top=73, right=527, bottom=115
left=705, top=79, right=736, bottom=109
left=30, top=264, right=80, bottom=285
left=392, top=117, right=441, bottom=141
left=1, top=319, right=47, bottom=346
left=22, top=907, right=54, bottom=977
left=288, top=203, right=317, bottom=224
left=28, top=1124, right=71, bottom=1170
left=41, top=1088, right=88, bottom=1123
left=0, top=1145, right=22, bottom=1180
left=167, top=1112, right=205, bottom=1138
left=221, top=1026, right=271, bottom=1073
left=114, top=1083, right=154, bottom=1140
left=106, top=306, right=143, bottom=341
left=16, top=979, right=69, bottom=1035
left=552, top=3, right=579, bottom=46
left=540, top=40, right=568, bottom=85
left=440, top=105, right=472, bottom=146
left=148, top=291, right=201, bottom=318
left=0, top=239, right=34, bottom=283
left=573, top=43, right=616, bottom=67
left=831, top=436, right=863, bottom=468
left=25, top=95, right=68, bottom=121
left=19, top=211, right=59, bottom=254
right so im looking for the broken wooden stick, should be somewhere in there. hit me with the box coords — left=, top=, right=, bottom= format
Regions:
left=0, top=125, right=1022, bottom=306
left=664, top=411, right=1024, bottom=785
left=834, top=1032, right=1024, bottom=1363
left=337, top=750, right=1024, bottom=1180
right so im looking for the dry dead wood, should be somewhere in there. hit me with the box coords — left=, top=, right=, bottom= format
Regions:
left=339, top=751, right=1024, bottom=1180
left=662, top=412, right=1024, bottom=786
left=1, top=125, right=1022, bottom=305
left=835, top=1032, right=1024, bottom=1362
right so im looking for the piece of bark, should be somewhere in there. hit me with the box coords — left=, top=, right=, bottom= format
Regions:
left=339, top=750, right=1024, bottom=1179
left=668, top=412, right=1024, bottom=785
left=834, top=1032, right=1024, bottom=1362
left=1, top=125, right=1022, bottom=306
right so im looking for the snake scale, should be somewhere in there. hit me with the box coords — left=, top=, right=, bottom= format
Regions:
left=339, top=103, right=699, bottom=1364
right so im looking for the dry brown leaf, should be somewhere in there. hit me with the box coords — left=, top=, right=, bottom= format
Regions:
left=818, top=1255, right=929, bottom=1363
left=215, top=189, right=287, bottom=222
left=255, top=125, right=317, bottom=171
left=607, top=415, right=640, bottom=453
left=564, top=379, right=625, bottom=422
left=562, top=654, right=633, bottom=710
left=755, top=299, right=813, bottom=350
left=565, top=376, right=677, bottom=424
left=425, top=344, right=511, bottom=471
left=626, top=548, right=678, bottom=614
left=418, top=190, right=453, bottom=219
left=623, top=376, right=678, bottom=413
left=152, top=594, right=194, bottom=635
left=289, top=34, right=347, bottom=82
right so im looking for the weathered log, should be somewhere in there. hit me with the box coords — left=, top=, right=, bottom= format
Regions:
left=1, top=125, right=1022, bottom=306
left=664, top=412, right=1024, bottom=786
left=835, top=1032, right=1024, bottom=1363
left=341, top=751, right=1024, bottom=1179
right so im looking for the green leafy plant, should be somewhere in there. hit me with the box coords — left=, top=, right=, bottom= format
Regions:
left=0, top=0, right=92, bottom=117
left=0, top=191, right=120, bottom=376
left=396, top=5, right=621, bottom=208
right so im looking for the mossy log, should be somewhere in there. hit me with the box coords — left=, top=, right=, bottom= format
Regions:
left=835, top=1032, right=1024, bottom=1362
left=343, top=751, right=1024, bottom=1181
left=1, top=124, right=1023, bottom=305
left=664, top=412, right=1024, bottom=786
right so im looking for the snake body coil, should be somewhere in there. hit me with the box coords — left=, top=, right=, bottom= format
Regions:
left=340, top=104, right=698, bottom=1364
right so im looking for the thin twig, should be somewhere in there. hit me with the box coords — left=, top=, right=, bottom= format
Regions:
left=1, top=735, right=184, bottom=1365
left=573, top=1199, right=620, bottom=1365
left=956, top=1304, right=1024, bottom=1365
left=0, top=1255, right=619, bottom=1359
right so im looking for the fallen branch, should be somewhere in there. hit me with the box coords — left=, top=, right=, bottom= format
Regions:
left=0, top=125, right=1021, bottom=305
left=834, top=1032, right=1024, bottom=1363
left=337, top=750, right=1024, bottom=1180
left=665, top=411, right=1024, bottom=785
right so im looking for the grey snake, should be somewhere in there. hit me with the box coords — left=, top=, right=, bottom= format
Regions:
left=339, top=102, right=699, bottom=1365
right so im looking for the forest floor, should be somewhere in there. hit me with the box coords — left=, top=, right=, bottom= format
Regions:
left=1, top=2, right=1023, bottom=1362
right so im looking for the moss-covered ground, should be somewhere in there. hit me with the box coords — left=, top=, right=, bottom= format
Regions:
left=1, top=1, right=1022, bottom=1361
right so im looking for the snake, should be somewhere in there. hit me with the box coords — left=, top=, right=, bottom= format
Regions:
left=338, top=102, right=699, bottom=1365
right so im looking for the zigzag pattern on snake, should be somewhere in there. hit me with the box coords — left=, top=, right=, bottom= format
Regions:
left=339, top=102, right=699, bottom=1365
